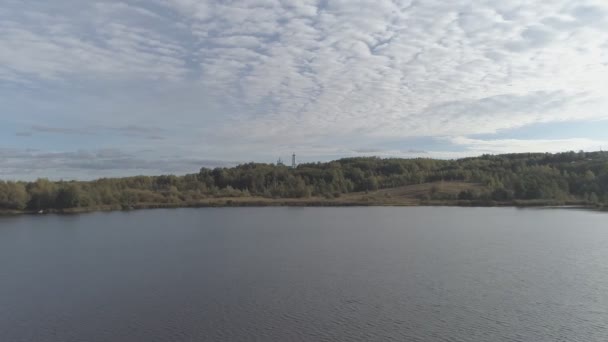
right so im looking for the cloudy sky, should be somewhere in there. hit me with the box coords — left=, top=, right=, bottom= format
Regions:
left=2, top=0, right=608, bottom=180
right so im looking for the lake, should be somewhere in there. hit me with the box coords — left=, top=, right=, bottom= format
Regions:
left=1, top=207, right=607, bottom=341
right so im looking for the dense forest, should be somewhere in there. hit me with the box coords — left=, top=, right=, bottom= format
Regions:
left=1, top=150, right=608, bottom=212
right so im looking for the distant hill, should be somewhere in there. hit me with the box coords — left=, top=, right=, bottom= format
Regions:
left=2, top=151, right=608, bottom=214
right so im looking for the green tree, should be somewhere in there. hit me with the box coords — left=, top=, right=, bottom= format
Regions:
left=0, top=181, right=29, bottom=209
left=55, top=184, right=82, bottom=209
left=27, top=179, right=57, bottom=210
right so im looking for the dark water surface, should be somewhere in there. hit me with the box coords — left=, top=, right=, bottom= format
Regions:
left=1, top=207, right=607, bottom=341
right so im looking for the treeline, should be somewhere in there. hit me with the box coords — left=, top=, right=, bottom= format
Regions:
left=1, top=150, right=608, bottom=211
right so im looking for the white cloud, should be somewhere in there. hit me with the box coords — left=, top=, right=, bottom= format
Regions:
left=0, top=2, right=189, bottom=83
left=2, top=0, right=608, bottom=178
left=160, top=0, right=608, bottom=141
left=451, top=136, right=608, bottom=154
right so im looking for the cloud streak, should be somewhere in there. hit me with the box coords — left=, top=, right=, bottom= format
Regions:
left=450, top=136, right=608, bottom=155
left=0, top=147, right=237, bottom=180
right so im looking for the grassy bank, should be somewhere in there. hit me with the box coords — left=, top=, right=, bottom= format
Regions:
left=2, top=181, right=602, bottom=216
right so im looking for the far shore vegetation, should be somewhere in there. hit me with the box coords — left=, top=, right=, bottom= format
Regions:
left=2, top=151, right=608, bottom=215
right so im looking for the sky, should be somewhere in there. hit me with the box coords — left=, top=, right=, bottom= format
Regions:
left=1, top=0, right=608, bottom=180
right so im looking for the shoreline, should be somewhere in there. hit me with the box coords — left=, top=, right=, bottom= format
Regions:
left=1, top=198, right=602, bottom=217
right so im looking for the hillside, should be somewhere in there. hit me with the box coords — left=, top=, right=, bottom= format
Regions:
left=1, top=151, right=608, bottom=214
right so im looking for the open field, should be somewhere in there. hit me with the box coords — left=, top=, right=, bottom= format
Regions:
left=338, top=181, right=487, bottom=205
